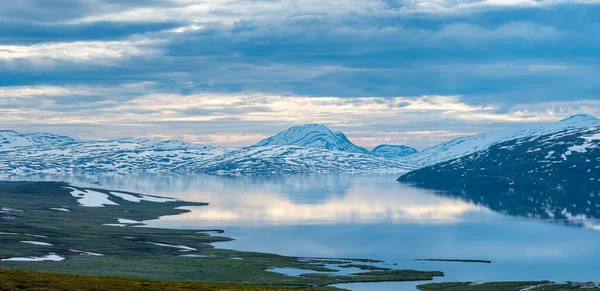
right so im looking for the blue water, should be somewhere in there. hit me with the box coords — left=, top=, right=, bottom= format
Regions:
left=4, top=173, right=600, bottom=290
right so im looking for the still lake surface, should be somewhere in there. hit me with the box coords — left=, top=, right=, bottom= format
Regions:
left=3, top=174, right=600, bottom=290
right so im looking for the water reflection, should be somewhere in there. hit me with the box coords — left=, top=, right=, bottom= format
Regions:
left=4, top=173, right=494, bottom=226
left=3, top=173, right=600, bottom=288
left=3, top=173, right=599, bottom=230
left=424, top=186, right=600, bottom=230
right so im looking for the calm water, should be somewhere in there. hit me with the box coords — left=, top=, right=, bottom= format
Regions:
left=3, top=174, right=600, bottom=290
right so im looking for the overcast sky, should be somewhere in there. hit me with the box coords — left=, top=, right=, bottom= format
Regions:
left=1, top=0, right=599, bottom=149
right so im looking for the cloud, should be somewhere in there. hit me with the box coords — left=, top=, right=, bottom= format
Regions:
left=397, top=0, right=600, bottom=13
left=438, top=22, right=558, bottom=42
left=0, top=0, right=599, bottom=150
left=1, top=85, right=599, bottom=148
left=0, top=36, right=162, bottom=67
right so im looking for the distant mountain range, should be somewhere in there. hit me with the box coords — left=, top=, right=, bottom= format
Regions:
left=0, top=130, right=74, bottom=150
left=399, top=117, right=600, bottom=188
left=371, top=145, right=418, bottom=159
left=1, top=114, right=599, bottom=178
left=0, top=125, right=415, bottom=175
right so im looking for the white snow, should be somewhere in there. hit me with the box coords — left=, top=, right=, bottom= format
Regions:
left=401, top=114, right=600, bottom=167
left=253, top=124, right=369, bottom=154
left=582, top=133, right=600, bottom=141
left=50, top=208, right=71, bottom=212
left=25, top=234, right=48, bottom=238
left=147, top=242, right=197, bottom=252
left=1, top=254, right=65, bottom=262
left=0, top=115, right=597, bottom=175
left=66, top=187, right=119, bottom=207
left=179, top=254, right=214, bottom=258
left=102, top=223, right=127, bottom=227
left=69, top=249, right=104, bottom=256
left=110, top=191, right=177, bottom=203
left=117, top=218, right=142, bottom=224
left=0, top=232, right=18, bottom=235
left=21, top=241, right=53, bottom=246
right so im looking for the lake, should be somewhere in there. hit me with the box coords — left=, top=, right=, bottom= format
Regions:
left=3, top=173, right=600, bottom=290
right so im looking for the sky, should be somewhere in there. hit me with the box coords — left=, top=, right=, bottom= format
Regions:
left=0, top=0, right=599, bottom=149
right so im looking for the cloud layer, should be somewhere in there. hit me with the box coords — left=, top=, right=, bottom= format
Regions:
left=0, top=0, right=599, bottom=148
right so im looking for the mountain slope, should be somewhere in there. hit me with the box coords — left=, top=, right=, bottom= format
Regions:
left=254, top=125, right=370, bottom=154
left=398, top=126, right=600, bottom=188
left=401, top=114, right=600, bottom=168
left=0, top=129, right=413, bottom=175
left=201, top=146, right=415, bottom=175
left=0, top=131, right=74, bottom=150
left=371, top=145, right=417, bottom=159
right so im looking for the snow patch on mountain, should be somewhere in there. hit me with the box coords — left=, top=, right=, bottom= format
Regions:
left=254, top=124, right=369, bottom=154
left=371, top=145, right=417, bottom=159
left=401, top=114, right=600, bottom=168
left=0, top=130, right=74, bottom=150
left=201, top=145, right=415, bottom=175
left=399, top=126, right=600, bottom=188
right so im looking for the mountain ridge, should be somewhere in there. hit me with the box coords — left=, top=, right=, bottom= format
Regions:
left=400, top=114, right=600, bottom=168
left=398, top=126, right=600, bottom=188
left=253, top=124, right=371, bottom=154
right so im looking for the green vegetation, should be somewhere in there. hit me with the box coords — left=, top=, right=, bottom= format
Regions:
left=417, top=282, right=600, bottom=290
left=338, top=264, right=391, bottom=271
left=0, top=269, right=324, bottom=290
left=0, top=181, right=444, bottom=288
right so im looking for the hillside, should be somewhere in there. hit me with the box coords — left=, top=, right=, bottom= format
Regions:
left=398, top=127, right=600, bottom=188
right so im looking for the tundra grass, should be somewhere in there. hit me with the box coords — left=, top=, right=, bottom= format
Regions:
left=0, top=269, right=322, bottom=291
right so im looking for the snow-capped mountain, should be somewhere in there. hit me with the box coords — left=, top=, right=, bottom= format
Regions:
left=0, top=127, right=413, bottom=175
left=253, top=124, right=370, bottom=154
left=0, top=139, right=235, bottom=174
left=401, top=114, right=600, bottom=168
left=201, top=146, right=416, bottom=175
left=399, top=126, right=600, bottom=188
left=371, top=145, right=417, bottom=159
left=0, top=131, right=74, bottom=150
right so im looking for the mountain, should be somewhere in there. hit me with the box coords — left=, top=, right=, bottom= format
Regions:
left=253, top=124, right=370, bottom=154
left=0, top=130, right=74, bottom=150
left=0, top=128, right=414, bottom=175
left=400, top=114, right=600, bottom=168
left=0, top=138, right=234, bottom=175
left=371, top=145, right=417, bottom=159
left=201, top=146, right=416, bottom=175
left=398, top=126, right=600, bottom=188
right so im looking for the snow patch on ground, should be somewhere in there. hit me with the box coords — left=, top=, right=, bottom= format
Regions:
left=117, top=218, right=142, bottom=224
left=25, top=234, right=48, bottom=238
left=102, top=223, right=127, bottom=227
left=147, top=242, right=197, bottom=252
left=50, top=207, right=70, bottom=212
left=21, top=241, right=53, bottom=246
left=1, top=254, right=65, bottom=262
left=66, top=187, right=119, bottom=207
left=179, top=254, right=215, bottom=258
left=69, top=249, right=104, bottom=256
left=110, top=191, right=177, bottom=203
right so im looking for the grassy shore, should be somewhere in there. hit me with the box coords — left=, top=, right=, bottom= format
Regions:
left=0, top=181, right=443, bottom=289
